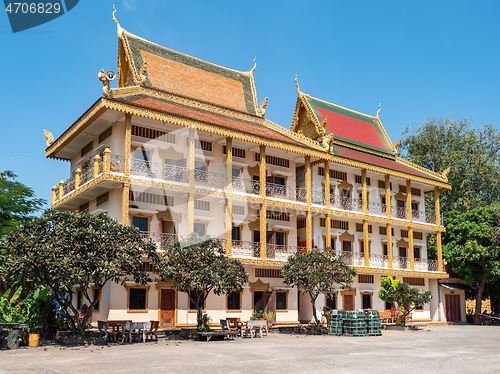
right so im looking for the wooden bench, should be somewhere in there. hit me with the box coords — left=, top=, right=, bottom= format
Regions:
left=194, top=330, right=238, bottom=342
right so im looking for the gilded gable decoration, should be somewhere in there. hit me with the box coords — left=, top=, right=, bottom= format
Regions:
left=158, top=146, right=184, bottom=160
left=154, top=278, right=175, bottom=290
left=337, top=179, right=353, bottom=192
left=43, top=129, right=54, bottom=147
left=139, top=61, right=148, bottom=85
left=249, top=217, right=260, bottom=231
left=396, top=238, right=409, bottom=248
left=156, top=208, right=182, bottom=222
left=247, top=164, right=260, bottom=176
left=249, top=278, right=270, bottom=292
left=394, top=191, right=406, bottom=201
left=339, top=230, right=354, bottom=243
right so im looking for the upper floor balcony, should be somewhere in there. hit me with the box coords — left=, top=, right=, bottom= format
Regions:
left=141, top=231, right=443, bottom=273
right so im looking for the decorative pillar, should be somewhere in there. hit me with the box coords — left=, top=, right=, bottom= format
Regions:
left=385, top=174, right=391, bottom=218
left=305, top=156, right=312, bottom=251
left=437, top=231, right=443, bottom=272
left=122, top=182, right=130, bottom=225
left=363, top=219, right=369, bottom=267
left=260, top=205, right=267, bottom=260
left=93, top=155, right=101, bottom=179
left=226, top=138, right=233, bottom=193
left=434, top=187, right=441, bottom=226
left=406, top=180, right=412, bottom=221
left=225, top=199, right=232, bottom=256
left=306, top=211, right=312, bottom=251
left=51, top=186, right=57, bottom=204
left=305, top=156, right=311, bottom=204
left=103, top=148, right=111, bottom=173
left=58, top=180, right=65, bottom=200
left=74, top=168, right=81, bottom=189
left=124, top=114, right=131, bottom=176
left=362, top=169, right=367, bottom=215
left=325, top=161, right=331, bottom=249
left=260, top=145, right=266, bottom=198
left=409, top=226, right=414, bottom=270
left=387, top=223, right=393, bottom=269
left=187, top=127, right=195, bottom=235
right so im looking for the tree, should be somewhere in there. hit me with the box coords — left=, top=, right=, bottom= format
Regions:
left=378, top=276, right=432, bottom=326
left=443, top=204, right=500, bottom=324
left=156, top=233, right=248, bottom=328
left=0, top=171, right=46, bottom=237
left=0, top=209, right=159, bottom=335
left=282, top=248, right=356, bottom=327
left=399, top=117, right=500, bottom=215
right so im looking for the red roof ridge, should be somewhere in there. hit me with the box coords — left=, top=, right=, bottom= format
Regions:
left=262, top=118, right=325, bottom=151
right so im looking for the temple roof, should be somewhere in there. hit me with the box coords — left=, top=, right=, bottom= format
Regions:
left=118, top=30, right=259, bottom=116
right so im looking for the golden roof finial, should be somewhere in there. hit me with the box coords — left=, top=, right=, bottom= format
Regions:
left=113, top=4, right=123, bottom=38
left=377, top=103, right=381, bottom=118
left=43, top=129, right=54, bottom=148
left=441, top=166, right=451, bottom=182
left=295, top=73, right=300, bottom=94
left=250, top=57, right=256, bottom=74
left=391, top=139, right=401, bottom=154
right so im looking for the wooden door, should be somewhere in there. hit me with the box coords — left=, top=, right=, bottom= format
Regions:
left=343, top=294, right=354, bottom=311
left=160, top=289, right=175, bottom=327
left=266, top=231, right=276, bottom=259
left=264, top=291, right=276, bottom=323
left=445, top=294, right=461, bottom=322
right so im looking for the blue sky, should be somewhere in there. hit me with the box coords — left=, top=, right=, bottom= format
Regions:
left=1, top=0, right=499, bottom=207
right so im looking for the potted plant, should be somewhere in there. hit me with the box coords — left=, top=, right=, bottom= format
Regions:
left=263, top=311, right=275, bottom=329
left=21, top=288, right=48, bottom=347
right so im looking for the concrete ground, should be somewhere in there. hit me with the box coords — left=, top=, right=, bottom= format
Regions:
left=1, top=325, right=500, bottom=374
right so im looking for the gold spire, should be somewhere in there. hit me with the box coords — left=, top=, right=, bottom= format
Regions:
left=295, top=73, right=300, bottom=94
left=113, top=4, right=123, bottom=38
left=377, top=103, right=381, bottom=118
left=250, top=57, right=256, bottom=74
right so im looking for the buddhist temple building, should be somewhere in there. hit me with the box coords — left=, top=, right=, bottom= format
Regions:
left=44, top=15, right=456, bottom=326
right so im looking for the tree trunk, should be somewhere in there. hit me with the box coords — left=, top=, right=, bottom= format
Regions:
left=309, top=292, right=319, bottom=327
left=475, top=271, right=487, bottom=325
left=197, top=307, right=203, bottom=328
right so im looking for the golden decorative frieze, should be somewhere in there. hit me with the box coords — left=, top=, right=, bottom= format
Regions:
left=354, top=267, right=448, bottom=278
left=396, top=238, right=409, bottom=248
left=339, top=230, right=354, bottom=243
left=154, top=278, right=175, bottom=290
left=249, top=278, right=270, bottom=292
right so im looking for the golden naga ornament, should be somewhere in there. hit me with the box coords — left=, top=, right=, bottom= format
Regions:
left=98, top=69, right=110, bottom=97
left=391, top=139, right=401, bottom=154
left=139, top=61, right=148, bottom=85
left=43, top=129, right=54, bottom=147
left=256, top=97, right=268, bottom=117
left=441, top=166, right=451, bottom=182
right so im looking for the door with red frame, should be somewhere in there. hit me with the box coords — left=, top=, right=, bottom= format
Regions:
left=445, top=294, right=461, bottom=322
left=263, top=291, right=276, bottom=323
left=343, top=294, right=354, bottom=311
left=160, top=289, right=175, bottom=327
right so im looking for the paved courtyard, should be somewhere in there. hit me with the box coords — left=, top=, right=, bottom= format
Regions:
left=1, top=325, right=499, bottom=373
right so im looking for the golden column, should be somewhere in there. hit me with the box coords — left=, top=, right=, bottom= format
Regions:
left=363, top=219, right=369, bottom=267
left=385, top=174, right=391, bottom=219
left=58, top=180, right=65, bottom=200
left=74, top=168, right=81, bottom=190
left=103, top=148, right=111, bottom=173
left=409, top=226, right=414, bottom=270
left=122, top=114, right=132, bottom=226
left=305, top=156, right=312, bottom=251
left=259, top=145, right=267, bottom=259
left=93, top=155, right=101, bottom=179
left=387, top=223, right=393, bottom=269
left=123, top=114, right=131, bottom=176
left=51, top=186, right=57, bottom=205
left=187, top=126, right=195, bottom=235
left=122, top=182, right=130, bottom=225
left=225, top=138, right=233, bottom=256
left=435, top=187, right=443, bottom=272
left=406, top=180, right=412, bottom=221
left=324, top=160, right=331, bottom=249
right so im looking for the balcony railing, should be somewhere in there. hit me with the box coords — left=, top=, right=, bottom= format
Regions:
left=231, top=177, right=261, bottom=194
left=142, top=232, right=178, bottom=250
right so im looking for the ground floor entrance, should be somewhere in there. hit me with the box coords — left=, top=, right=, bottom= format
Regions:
left=160, top=289, right=175, bottom=327
left=445, top=294, right=461, bottom=322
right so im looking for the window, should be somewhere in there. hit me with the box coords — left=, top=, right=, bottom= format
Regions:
left=362, top=294, right=372, bottom=310
left=133, top=148, right=150, bottom=161
left=195, top=160, right=207, bottom=171
left=194, top=199, right=210, bottom=211
left=356, top=223, right=372, bottom=233
left=414, top=246, right=421, bottom=260
left=383, top=243, right=388, bottom=257
left=319, top=219, right=349, bottom=230
left=96, top=191, right=109, bottom=206
left=401, top=230, right=409, bottom=238
left=342, top=240, right=352, bottom=253
left=81, top=141, right=93, bottom=158
left=93, top=288, right=100, bottom=312
left=193, top=222, right=206, bottom=235
left=414, top=231, right=423, bottom=240
left=385, top=301, right=393, bottom=311
left=223, top=145, right=246, bottom=159
left=79, top=202, right=89, bottom=213
left=399, top=185, right=407, bottom=193
left=189, top=290, right=205, bottom=311
left=379, top=226, right=394, bottom=236
left=275, top=232, right=286, bottom=246
left=232, top=167, right=241, bottom=178
left=355, top=175, right=370, bottom=185
left=358, top=274, right=374, bottom=284
left=411, top=202, right=419, bottom=211
left=99, top=127, right=112, bottom=144
left=276, top=291, right=287, bottom=311
left=378, top=180, right=392, bottom=189
left=76, top=290, right=84, bottom=310
left=194, top=139, right=212, bottom=151
left=255, top=268, right=282, bottom=278
left=318, top=167, right=347, bottom=180
left=272, top=176, right=286, bottom=186
left=266, top=210, right=290, bottom=221
left=130, top=191, right=174, bottom=206
left=326, top=294, right=336, bottom=310
left=359, top=240, right=370, bottom=256
left=227, top=290, right=241, bottom=311
left=411, top=188, right=421, bottom=196
left=254, top=153, right=290, bottom=168
left=415, top=303, right=424, bottom=311
left=297, top=218, right=306, bottom=229
left=132, top=216, right=149, bottom=232
left=403, top=277, right=425, bottom=286
left=128, top=288, right=147, bottom=311
left=132, top=124, right=176, bottom=143
left=232, top=226, right=241, bottom=241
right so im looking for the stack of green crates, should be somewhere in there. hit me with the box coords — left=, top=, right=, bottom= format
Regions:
left=328, top=311, right=343, bottom=335
left=342, top=311, right=367, bottom=337
left=364, top=310, right=382, bottom=336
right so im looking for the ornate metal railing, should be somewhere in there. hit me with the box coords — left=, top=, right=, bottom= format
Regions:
left=392, top=256, right=409, bottom=269
left=225, top=240, right=261, bottom=258
left=265, top=182, right=297, bottom=200
left=391, top=206, right=407, bottom=220
left=231, top=177, right=260, bottom=194
left=110, top=155, right=124, bottom=173
left=296, top=188, right=307, bottom=202
left=311, top=190, right=324, bottom=205
left=142, top=232, right=178, bottom=250
left=412, top=210, right=437, bottom=225
left=63, top=175, right=76, bottom=195
left=367, top=202, right=387, bottom=216
left=80, top=164, right=95, bottom=185
left=266, top=244, right=305, bottom=260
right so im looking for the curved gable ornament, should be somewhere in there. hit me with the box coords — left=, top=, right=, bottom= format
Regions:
left=339, top=230, right=354, bottom=243
left=249, top=278, right=270, bottom=292
left=43, top=129, right=54, bottom=147
left=156, top=209, right=182, bottom=222
left=441, top=167, right=451, bottom=182
left=396, top=238, right=409, bottom=248
left=247, top=164, right=260, bottom=176
left=158, top=146, right=184, bottom=160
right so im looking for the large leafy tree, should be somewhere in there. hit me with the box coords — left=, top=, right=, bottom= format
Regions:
left=399, top=117, right=500, bottom=214
left=0, top=171, right=46, bottom=237
left=0, top=209, right=159, bottom=335
left=443, top=204, right=500, bottom=324
left=282, top=248, right=356, bottom=327
left=378, top=276, right=432, bottom=326
left=156, top=233, right=248, bottom=328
